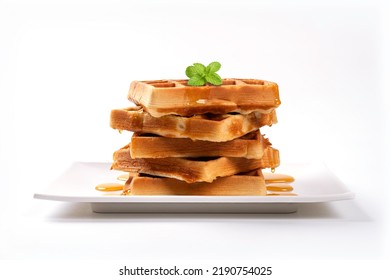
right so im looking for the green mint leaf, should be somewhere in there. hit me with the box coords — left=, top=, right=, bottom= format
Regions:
left=193, top=63, right=206, bottom=75
left=185, top=66, right=196, bottom=78
left=205, top=72, right=222, bottom=85
left=185, top=61, right=222, bottom=86
left=206, top=61, right=221, bottom=74
left=188, top=74, right=206, bottom=86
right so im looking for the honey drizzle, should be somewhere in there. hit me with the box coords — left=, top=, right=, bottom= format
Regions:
left=264, top=173, right=295, bottom=196
left=266, top=184, right=293, bottom=192
left=117, top=173, right=130, bottom=181
left=264, top=173, right=295, bottom=184
left=121, top=189, right=131, bottom=196
left=95, top=183, right=124, bottom=192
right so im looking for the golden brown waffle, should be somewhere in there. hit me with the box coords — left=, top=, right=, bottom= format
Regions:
left=111, top=144, right=279, bottom=183
left=128, top=79, right=280, bottom=117
left=110, top=106, right=277, bottom=142
left=124, top=169, right=266, bottom=196
left=130, top=130, right=269, bottom=159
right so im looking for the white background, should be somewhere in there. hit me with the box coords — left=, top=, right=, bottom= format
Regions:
left=0, top=0, right=389, bottom=276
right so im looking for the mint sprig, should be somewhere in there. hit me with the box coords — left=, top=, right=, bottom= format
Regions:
left=185, top=62, right=222, bottom=86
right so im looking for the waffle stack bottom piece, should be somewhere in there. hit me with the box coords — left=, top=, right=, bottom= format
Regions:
left=110, top=79, right=281, bottom=196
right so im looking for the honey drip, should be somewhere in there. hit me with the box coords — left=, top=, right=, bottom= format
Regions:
left=117, top=173, right=130, bottom=181
left=266, top=184, right=293, bottom=192
left=121, top=189, right=131, bottom=196
left=264, top=173, right=295, bottom=196
left=95, top=183, right=124, bottom=192
left=264, top=173, right=295, bottom=184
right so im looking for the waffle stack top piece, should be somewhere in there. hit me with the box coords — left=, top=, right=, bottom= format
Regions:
left=110, top=79, right=281, bottom=196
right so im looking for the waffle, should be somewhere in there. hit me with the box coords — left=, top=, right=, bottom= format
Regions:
left=130, top=130, right=269, bottom=159
left=111, top=144, right=279, bottom=183
left=128, top=79, right=280, bottom=117
left=110, top=106, right=277, bottom=142
left=124, top=169, right=266, bottom=196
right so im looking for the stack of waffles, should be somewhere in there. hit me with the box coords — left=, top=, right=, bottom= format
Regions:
left=110, top=79, right=281, bottom=195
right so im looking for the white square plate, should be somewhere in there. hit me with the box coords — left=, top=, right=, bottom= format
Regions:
left=34, top=162, right=354, bottom=213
